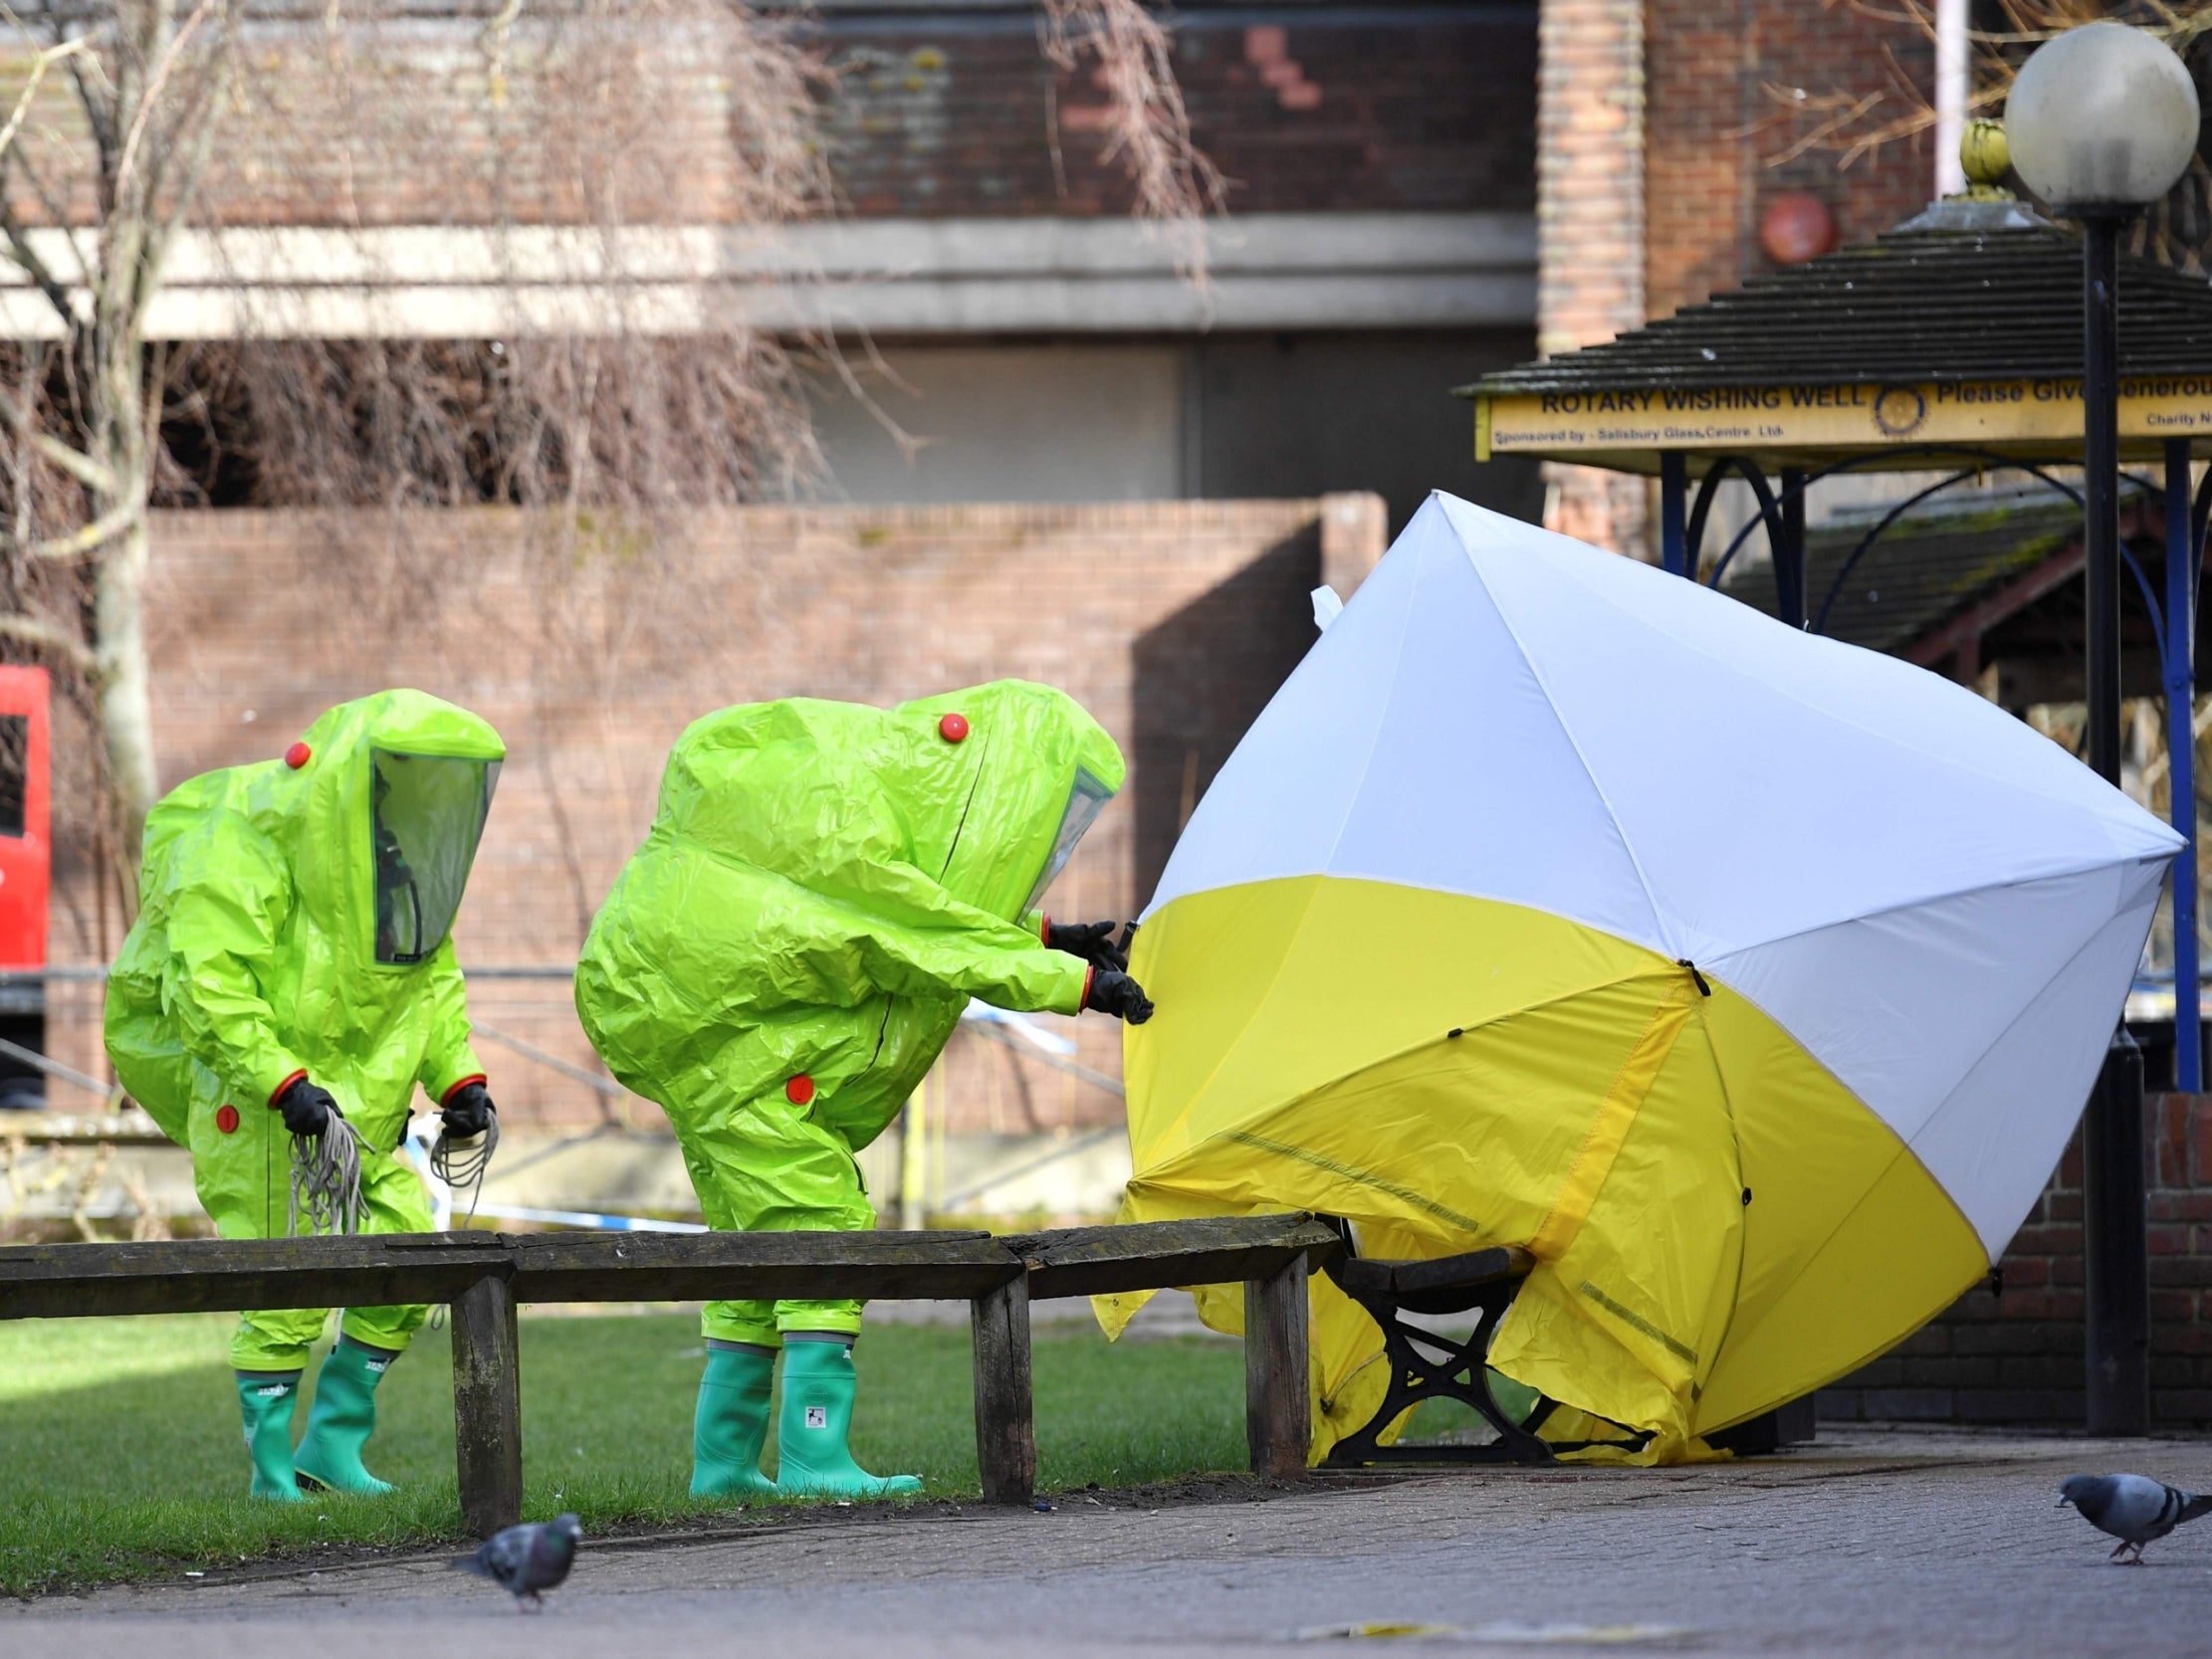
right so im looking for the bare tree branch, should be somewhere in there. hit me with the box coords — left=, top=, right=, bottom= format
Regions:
left=6, top=130, right=87, bottom=256
left=1781, top=1, right=2212, bottom=272
left=0, top=388, right=112, bottom=494
left=22, top=496, right=137, bottom=559
left=111, top=0, right=215, bottom=208
left=0, top=611, right=94, bottom=671
left=0, top=36, right=90, bottom=170
left=1039, top=0, right=1227, bottom=286
left=141, top=54, right=229, bottom=311
left=136, top=25, right=226, bottom=230
left=0, top=187, right=82, bottom=328
left=65, top=49, right=116, bottom=194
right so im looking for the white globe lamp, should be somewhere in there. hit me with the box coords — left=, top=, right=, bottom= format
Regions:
left=2006, top=22, right=2199, bottom=212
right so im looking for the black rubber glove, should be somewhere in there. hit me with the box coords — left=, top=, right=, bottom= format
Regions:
left=1045, top=919, right=1130, bottom=973
left=274, top=1077, right=339, bottom=1139
left=1084, top=969, right=1155, bottom=1025
left=442, top=1081, right=497, bottom=1140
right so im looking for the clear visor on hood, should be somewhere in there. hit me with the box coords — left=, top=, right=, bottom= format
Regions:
left=371, top=751, right=500, bottom=965
left=1023, top=767, right=1115, bottom=914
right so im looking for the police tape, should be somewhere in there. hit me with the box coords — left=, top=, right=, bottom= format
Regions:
left=401, top=1119, right=706, bottom=1234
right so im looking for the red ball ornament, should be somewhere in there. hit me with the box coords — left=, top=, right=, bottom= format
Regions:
left=939, top=713, right=970, bottom=743
left=285, top=741, right=312, bottom=769
left=1759, top=193, right=1838, bottom=266
left=215, top=1104, right=240, bottom=1135
left=785, top=1074, right=816, bottom=1106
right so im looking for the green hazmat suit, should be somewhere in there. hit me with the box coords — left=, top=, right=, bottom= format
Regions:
left=574, top=680, right=1123, bottom=1346
left=106, top=689, right=504, bottom=1372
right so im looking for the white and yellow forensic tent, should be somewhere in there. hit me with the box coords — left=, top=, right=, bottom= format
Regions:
left=1101, top=491, right=2180, bottom=1463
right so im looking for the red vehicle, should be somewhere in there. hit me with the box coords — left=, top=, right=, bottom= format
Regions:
left=0, top=665, right=51, bottom=1110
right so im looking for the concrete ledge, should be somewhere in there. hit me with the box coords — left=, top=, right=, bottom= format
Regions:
left=0, top=212, right=1537, bottom=338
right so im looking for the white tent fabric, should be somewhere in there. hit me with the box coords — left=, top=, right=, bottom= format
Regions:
left=1147, top=491, right=2180, bottom=1260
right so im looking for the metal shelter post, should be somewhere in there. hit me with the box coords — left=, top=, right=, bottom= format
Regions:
left=2165, top=439, right=2200, bottom=1093
left=2084, top=217, right=2124, bottom=784
left=2085, top=1025, right=2151, bottom=1434
left=2082, top=211, right=2150, bottom=1437
left=1777, top=468, right=1808, bottom=629
left=1660, top=452, right=1687, bottom=577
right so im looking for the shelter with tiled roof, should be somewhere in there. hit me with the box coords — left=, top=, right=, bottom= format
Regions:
left=1462, top=197, right=2212, bottom=480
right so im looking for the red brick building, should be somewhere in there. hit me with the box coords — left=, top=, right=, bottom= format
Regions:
left=785, top=1, right=1546, bottom=532
left=0, top=4, right=1547, bottom=531
left=1538, top=0, right=1940, bottom=552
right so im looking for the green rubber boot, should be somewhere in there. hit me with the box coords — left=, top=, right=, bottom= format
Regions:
left=691, top=1343, right=779, bottom=1500
left=774, top=1337, right=922, bottom=1500
left=235, top=1370, right=308, bottom=1503
left=294, top=1338, right=398, bottom=1496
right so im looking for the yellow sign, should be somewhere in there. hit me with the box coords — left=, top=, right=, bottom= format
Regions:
left=1474, top=376, right=2212, bottom=460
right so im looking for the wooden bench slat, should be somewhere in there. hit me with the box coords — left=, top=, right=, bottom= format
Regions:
left=506, top=1228, right=1022, bottom=1305
left=1333, top=1243, right=1534, bottom=1302
left=514, top=1261, right=1022, bottom=1303
left=1006, top=1215, right=1341, bottom=1302
left=0, top=1229, right=1028, bottom=1319
left=0, top=1234, right=519, bottom=1319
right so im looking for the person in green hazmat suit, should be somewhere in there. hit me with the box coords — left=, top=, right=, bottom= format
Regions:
left=104, top=689, right=505, bottom=1501
left=574, top=680, right=1151, bottom=1501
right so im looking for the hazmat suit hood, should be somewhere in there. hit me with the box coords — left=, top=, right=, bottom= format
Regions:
left=878, top=681, right=1123, bottom=924
left=287, top=691, right=506, bottom=967
left=108, top=689, right=504, bottom=1149
left=577, top=679, right=1122, bottom=1158
left=650, top=679, right=1123, bottom=929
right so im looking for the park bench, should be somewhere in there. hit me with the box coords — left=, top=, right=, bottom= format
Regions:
left=0, top=1213, right=1340, bottom=1536
left=1319, top=1235, right=1554, bottom=1467
left=1314, top=1224, right=1812, bottom=1463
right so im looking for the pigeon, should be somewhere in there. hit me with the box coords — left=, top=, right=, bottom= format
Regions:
left=452, top=1513, right=582, bottom=1610
left=2058, top=1474, right=2212, bottom=1563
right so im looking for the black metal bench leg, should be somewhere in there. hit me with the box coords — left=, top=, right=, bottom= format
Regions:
left=1451, top=1346, right=1554, bottom=1462
left=1322, top=1286, right=1553, bottom=1467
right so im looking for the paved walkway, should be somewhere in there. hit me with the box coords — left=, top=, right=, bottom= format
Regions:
left=8, top=1426, right=2212, bottom=1656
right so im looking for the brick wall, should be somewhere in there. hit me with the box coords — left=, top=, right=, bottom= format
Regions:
left=1645, top=0, right=1936, bottom=321
left=1819, top=1096, right=2212, bottom=1429
left=821, top=7, right=1537, bottom=221
left=1536, top=0, right=1649, bottom=558
left=1533, top=1, right=1945, bottom=559
left=2, top=9, right=1539, bottom=229
left=43, top=497, right=1382, bottom=1134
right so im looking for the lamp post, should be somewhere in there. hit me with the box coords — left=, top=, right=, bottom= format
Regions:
left=2008, top=22, right=2202, bottom=1437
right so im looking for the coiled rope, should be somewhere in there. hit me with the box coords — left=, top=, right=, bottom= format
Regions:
left=431, top=1113, right=499, bottom=1226
left=288, top=1114, right=366, bottom=1237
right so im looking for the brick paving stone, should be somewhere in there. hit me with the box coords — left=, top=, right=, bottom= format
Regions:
left=9, top=1425, right=2211, bottom=1657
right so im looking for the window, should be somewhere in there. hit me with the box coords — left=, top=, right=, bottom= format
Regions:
left=0, top=716, right=29, bottom=839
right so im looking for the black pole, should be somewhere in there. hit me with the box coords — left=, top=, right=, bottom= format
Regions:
left=2085, top=1027, right=2149, bottom=1434
left=2084, top=214, right=2122, bottom=785
left=2080, top=211, right=2150, bottom=1437
left=1778, top=467, right=1807, bottom=629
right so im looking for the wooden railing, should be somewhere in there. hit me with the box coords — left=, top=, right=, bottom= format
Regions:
left=0, top=1214, right=1340, bottom=1535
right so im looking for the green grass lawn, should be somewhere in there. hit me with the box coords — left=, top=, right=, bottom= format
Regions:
left=0, top=1311, right=1249, bottom=1596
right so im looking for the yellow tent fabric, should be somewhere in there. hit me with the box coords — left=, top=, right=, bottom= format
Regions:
left=1097, top=494, right=2178, bottom=1463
